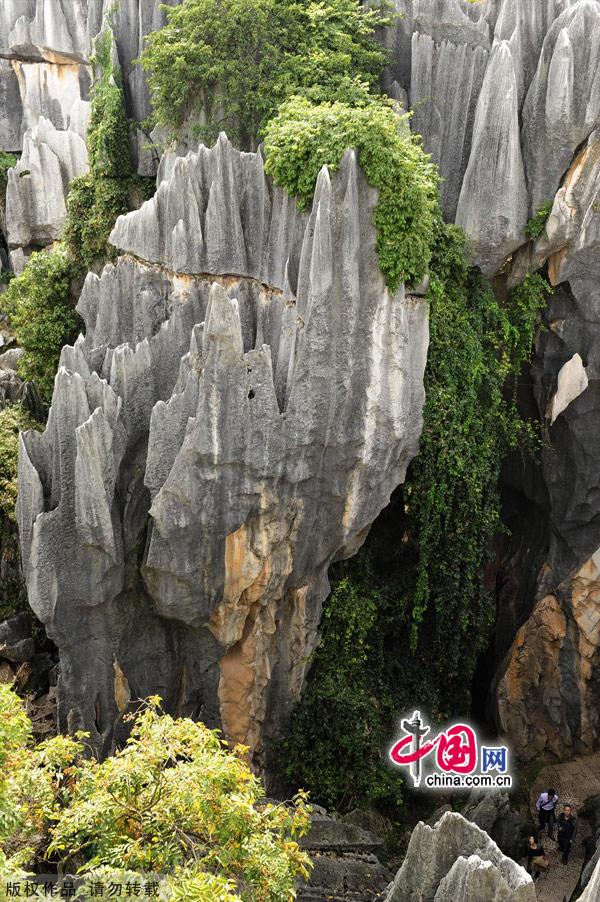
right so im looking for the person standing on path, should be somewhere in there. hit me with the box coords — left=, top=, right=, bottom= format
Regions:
left=536, top=787, right=559, bottom=839
left=557, top=804, right=578, bottom=865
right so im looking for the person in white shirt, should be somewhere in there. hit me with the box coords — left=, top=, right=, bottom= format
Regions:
left=536, top=787, right=559, bottom=840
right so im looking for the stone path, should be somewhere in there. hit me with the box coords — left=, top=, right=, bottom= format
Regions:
left=529, top=753, right=600, bottom=902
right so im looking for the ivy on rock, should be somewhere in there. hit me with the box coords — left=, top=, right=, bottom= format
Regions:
left=263, top=93, right=439, bottom=291
left=63, top=27, right=142, bottom=278
left=284, top=225, right=551, bottom=812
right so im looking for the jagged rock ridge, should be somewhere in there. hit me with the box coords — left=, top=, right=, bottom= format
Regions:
left=17, top=136, right=428, bottom=761
left=384, top=811, right=536, bottom=902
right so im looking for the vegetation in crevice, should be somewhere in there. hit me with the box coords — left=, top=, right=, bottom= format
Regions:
left=283, top=225, right=551, bottom=813
left=63, top=27, right=143, bottom=278
left=0, top=152, right=17, bottom=199
left=0, top=405, right=41, bottom=620
left=525, top=201, right=554, bottom=241
left=0, top=405, right=42, bottom=522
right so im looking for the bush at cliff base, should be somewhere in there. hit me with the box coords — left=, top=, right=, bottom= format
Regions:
left=0, top=685, right=311, bottom=901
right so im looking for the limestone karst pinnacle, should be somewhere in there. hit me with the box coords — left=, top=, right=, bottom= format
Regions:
left=16, top=137, right=428, bottom=761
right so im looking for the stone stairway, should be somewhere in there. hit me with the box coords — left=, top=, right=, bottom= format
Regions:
left=298, top=808, right=392, bottom=901
left=529, top=754, right=600, bottom=902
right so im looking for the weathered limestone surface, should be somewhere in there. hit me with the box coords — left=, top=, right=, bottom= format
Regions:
left=496, top=552, right=600, bottom=762
left=491, top=118, right=600, bottom=760
left=581, top=847, right=600, bottom=901
left=0, top=1, right=176, bottom=263
left=388, top=0, right=599, bottom=270
left=384, top=811, right=535, bottom=902
left=6, top=116, right=88, bottom=253
left=17, top=136, right=428, bottom=760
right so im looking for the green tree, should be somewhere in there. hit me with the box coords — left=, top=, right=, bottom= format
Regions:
left=0, top=687, right=311, bottom=901
left=140, top=0, right=391, bottom=149
left=3, top=249, right=81, bottom=405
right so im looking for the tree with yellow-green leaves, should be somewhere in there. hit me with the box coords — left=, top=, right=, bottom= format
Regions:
left=0, top=686, right=311, bottom=901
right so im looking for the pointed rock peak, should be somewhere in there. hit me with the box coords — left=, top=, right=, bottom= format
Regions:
left=491, top=38, right=516, bottom=72
left=313, top=165, right=332, bottom=209
left=59, top=338, right=89, bottom=378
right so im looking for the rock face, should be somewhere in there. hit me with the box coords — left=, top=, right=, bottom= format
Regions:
left=298, top=808, right=391, bottom=902
left=386, top=0, right=600, bottom=272
left=16, top=136, right=428, bottom=760
left=384, top=811, right=535, bottom=902
left=491, top=121, right=600, bottom=761
left=462, top=792, right=528, bottom=861
left=581, top=852, right=600, bottom=902
left=0, top=0, right=174, bottom=266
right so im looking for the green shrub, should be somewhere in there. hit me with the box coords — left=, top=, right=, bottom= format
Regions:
left=63, top=173, right=131, bottom=275
left=140, top=0, right=391, bottom=149
left=63, top=27, right=135, bottom=276
left=3, top=249, right=81, bottom=406
left=0, top=152, right=17, bottom=198
left=0, top=687, right=311, bottom=901
left=263, top=95, right=440, bottom=290
left=525, top=201, right=553, bottom=241
left=0, top=404, right=40, bottom=521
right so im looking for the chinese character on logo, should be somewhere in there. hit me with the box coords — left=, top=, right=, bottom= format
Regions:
left=481, top=746, right=508, bottom=774
left=389, top=711, right=479, bottom=785
left=436, top=724, right=478, bottom=774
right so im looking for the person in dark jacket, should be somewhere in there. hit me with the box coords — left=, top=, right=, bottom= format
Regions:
left=525, top=833, right=549, bottom=879
left=557, top=804, right=577, bottom=864
left=536, top=787, right=559, bottom=839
